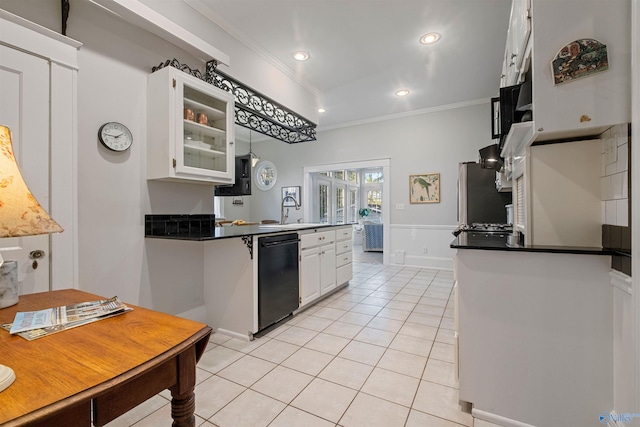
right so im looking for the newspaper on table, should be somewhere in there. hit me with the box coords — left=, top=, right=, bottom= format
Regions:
left=1, top=296, right=132, bottom=341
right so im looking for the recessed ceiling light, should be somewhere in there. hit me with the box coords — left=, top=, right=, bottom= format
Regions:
left=420, top=32, right=440, bottom=45
left=318, top=108, right=326, bottom=113
left=395, top=89, right=410, bottom=97
left=293, top=51, right=310, bottom=61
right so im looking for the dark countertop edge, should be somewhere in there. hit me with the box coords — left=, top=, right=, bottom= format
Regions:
left=145, top=223, right=340, bottom=241
left=451, top=239, right=614, bottom=256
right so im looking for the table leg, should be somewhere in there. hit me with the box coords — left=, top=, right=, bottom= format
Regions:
left=170, top=346, right=197, bottom=427
left=170, top=390, right=196, bottom=427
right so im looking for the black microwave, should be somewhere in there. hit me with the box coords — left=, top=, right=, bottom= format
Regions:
left=491, top=84, right=525, bottom=148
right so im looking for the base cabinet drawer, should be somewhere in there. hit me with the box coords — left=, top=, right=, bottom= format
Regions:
left=336, top=226, right=351, bottom=241
left=337, top=263, right=352, bottom=285
left=300, top=230, right=335, bottom=249
left=336, top=239, right=352, bottom=255
left=336, top=251, right=352, bottom=268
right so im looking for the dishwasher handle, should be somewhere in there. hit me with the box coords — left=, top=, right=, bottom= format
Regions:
left=260, top=239, right=300, bottom=248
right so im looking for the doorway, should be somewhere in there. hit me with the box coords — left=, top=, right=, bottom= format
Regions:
left=303, top=159, right=390, bottom=265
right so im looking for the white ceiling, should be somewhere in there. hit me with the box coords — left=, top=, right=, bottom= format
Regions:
left=190, top=0, right=512, bottom=131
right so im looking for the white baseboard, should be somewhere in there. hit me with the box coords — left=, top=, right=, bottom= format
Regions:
left=176, top=304, right=207, bottom=323
left=472, top=409, right=537, bottom=427
left=392, top=254, right=454, bottom=270
left=472, top=408, right=630, bottom=427
left=216, top=327, right=252, bottom=342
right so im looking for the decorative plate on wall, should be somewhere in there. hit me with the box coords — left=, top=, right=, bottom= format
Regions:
left=255, top=161, right=277, bottom=191
left=551, top=38, right=608, bottom=85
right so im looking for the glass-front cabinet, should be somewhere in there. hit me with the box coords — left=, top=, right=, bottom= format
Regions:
left=147, top=66, right=235, bottom=184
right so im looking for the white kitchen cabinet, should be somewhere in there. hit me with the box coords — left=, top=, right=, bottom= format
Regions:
left=335, top=225, right=353, bottom=286
left=320, top=243, right=337, bottom=295
left=530, top=0, right=629, bottom=140
left=502, top=0, right=531, bottom=86
left=300, top=246, right=321, bottom=307
left=299, top=229, right=336, bottom=307
left=147, top=66, right=235, bottom=184
left=501, top=0, right=630, bottom=159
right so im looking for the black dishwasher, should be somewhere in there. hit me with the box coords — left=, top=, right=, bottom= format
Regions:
left=258, top=233, right=300, bottom=331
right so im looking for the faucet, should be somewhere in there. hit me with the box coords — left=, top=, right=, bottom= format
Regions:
left=281, top=195, right=300, bottom=224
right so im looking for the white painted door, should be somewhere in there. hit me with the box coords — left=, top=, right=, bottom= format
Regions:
left=0, top=44, right=52, bottom=295
left=300, top=247, right=320, bottom=306
left=320, top=243, right=336, bottom=295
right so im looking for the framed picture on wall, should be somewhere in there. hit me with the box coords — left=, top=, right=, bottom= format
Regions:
left=282, top=186, right=301, bottom=206
left=409, top=173, right=440, bottom=204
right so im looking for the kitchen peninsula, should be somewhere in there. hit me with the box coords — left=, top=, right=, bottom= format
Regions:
left=145, top=216, right=353, bottom=341
left=451, top=234, right=613, bottom=427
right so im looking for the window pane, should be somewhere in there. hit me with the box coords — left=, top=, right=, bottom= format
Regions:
left=319, top=183, right=329, bottom=223
left=348, top=171, right=358, bottom=183
left=334, top=170, right=345, bottom=180
left=364, top=171, right=383, bottom=183
left=366, top=190, right=382, bottom=222
left=349, top=189, right=358, bottom=223
left=336, top=187, right=345, bottom=224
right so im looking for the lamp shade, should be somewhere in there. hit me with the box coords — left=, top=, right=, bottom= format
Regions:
left=0, top=125, right=63, bottom=238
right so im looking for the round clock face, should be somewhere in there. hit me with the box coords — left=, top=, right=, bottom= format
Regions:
left=98, top=122, right=132, bottom=152
left=255, top=161, right=277, bottom=191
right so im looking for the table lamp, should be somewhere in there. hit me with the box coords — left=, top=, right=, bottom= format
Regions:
left=0, top=125, right=63, bottom=392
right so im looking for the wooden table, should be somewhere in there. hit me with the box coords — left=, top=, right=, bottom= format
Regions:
left=0, top=289, right=212, bottom=427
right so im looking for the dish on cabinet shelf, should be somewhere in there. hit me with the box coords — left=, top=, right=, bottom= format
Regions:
left=183, top=119, right=226, bottom=136
left=183, top=96, right=225, bottom=121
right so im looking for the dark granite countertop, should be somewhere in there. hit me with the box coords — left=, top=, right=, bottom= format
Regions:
left=451, top=231, right=614, bottom=255
left=145, top=222, right=338, bottom=241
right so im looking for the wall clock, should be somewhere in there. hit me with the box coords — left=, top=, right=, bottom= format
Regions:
left=255, top=161, right=277, bottom=191
left=98, top=122, right=132, bottom=152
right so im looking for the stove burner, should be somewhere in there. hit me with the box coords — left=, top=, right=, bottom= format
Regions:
left=469, top=223, right=512, bottom=232
left=453, top=223, right=513, bottom=236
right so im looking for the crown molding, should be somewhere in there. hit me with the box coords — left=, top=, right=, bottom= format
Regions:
left=317, top=98, right=490, bottom=132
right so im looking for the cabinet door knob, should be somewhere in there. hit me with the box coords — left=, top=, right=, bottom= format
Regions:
left=29, top=249, right=45, bottom=259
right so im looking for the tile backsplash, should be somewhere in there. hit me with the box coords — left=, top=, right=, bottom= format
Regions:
left=601, top=124, right=630, bottom=227
left=600, top=123, right=631, bottom=276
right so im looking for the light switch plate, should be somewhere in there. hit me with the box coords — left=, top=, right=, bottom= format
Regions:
left=396, top=203, right=405, bottom=210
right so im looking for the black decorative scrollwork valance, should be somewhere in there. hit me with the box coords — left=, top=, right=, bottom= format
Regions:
left=151, top=59, right=317, bottom=144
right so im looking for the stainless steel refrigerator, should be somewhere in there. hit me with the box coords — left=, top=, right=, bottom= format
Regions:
left=458, top=162, right=512, bottom=226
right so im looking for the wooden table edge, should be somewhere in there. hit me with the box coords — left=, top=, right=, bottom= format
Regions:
left=2, top=326, right=212, bottom=427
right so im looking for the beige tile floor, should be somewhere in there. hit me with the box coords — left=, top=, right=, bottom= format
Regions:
left=104, top=261, right=502, bottom=427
